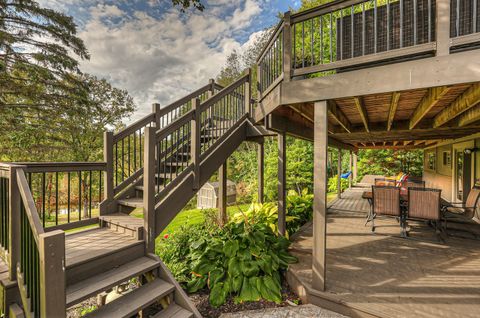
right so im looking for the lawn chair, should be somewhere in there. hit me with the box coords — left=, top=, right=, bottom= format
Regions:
left=372, top=186, right=404, bottom=236
left=407, top=187, right=443, bottom=241
left=442, top=186, right=480, bottom=238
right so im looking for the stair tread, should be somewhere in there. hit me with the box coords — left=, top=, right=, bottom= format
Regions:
left=85, top=279, right=175, bottom=318
left=66, top=256, right=160, bottom=307
left=100, top=213, right=144, bottom=230
left=117, top=197, right=144, bottom=208
left=65, top=228, right=143, bottom=268
left=152, top=304, right=193, bottom=318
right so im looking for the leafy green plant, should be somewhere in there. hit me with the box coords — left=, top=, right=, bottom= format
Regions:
left=185, top=220, right=297, bottom=307
left=328, top=175, right=349, bottom=193
left=286, top=189, right=314, bottom=234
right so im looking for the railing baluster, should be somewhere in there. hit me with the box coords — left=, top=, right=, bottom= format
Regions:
left=374, top=0, right=378, bottom=54
left=67, top=172, right=70, bottom=223
left=340, top=9, right=344, bottom=60
left=78, top=171, right=82, bottom=221
left=400, top=0, right=404, bottom=47
left=363, top=2, right=366, bottom=55
left=387, top=0, right=391, bottom=50
left=330, top=12, right=333, bottom=62
left=41, top=172, right=46, bottom=227
left=55, top=172, right=58, bottom=226
left=413, top=0, right=418, bottom=45
left=320, top=16, right=324, bottom=64
left=352, top=5, right=355, bottom=58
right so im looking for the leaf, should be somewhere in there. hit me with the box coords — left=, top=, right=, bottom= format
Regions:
left=232, top=274, right=243, bottom=292
left=186, top=276, right=207, bottom=293
left=209, top=282, right=229, bottom=307
left=193, top=260, right=216, bottom=275
left=208, top=268, right=224, bottom=288
left=279, top=251, right=298, bottom=264
left=238, top=276, right=261, bottom=302
left=228, top=257, right=242, bottom=277
left=241, top=260, right=259, bottom=277
left=257, top=276, right=282, bottom=303
left=191, top=238, right=205, bottom=250
left=223, top=240, right=239, bottom=258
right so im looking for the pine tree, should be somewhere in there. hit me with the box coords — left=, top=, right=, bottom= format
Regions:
left=0, top=0, right=90, bottom=110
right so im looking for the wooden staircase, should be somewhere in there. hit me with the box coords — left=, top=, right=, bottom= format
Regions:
left=0, top=72, right=262, bottom=317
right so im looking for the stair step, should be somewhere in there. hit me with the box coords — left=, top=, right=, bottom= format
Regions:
left=117, top=197, right=144, bottom=208
left=85, top=279, right=175, bottom=318
left=152, top=304, right=193, bottom=318
left=66, top=256, right=160, bottom=307
left=100, top=213, right=144, bottom=234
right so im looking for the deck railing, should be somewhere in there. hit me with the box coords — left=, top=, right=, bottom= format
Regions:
left=142, top=72, right=251, bottom=252
left=0, top=164, right=65, bottom=317
left=257, top=0, right=480, bottom=96
left=0, top=166, right=10, bottom=261
left=103, top=80, right=223, bottom=210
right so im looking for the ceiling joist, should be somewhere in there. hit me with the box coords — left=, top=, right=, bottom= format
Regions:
left=433, top=83, right=480, bottom=128
left=458, top=104, right=480, bottom=127
left=387, top=92, right=401, bottom=131
left=410, top=86, right=451, bottom=129
left=353, top=97, right=369, bottom=132
left=328, top=100, right=352, bottom=133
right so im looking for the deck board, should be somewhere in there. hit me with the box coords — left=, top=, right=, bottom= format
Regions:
left=65, top=228, right=142, bottom=267
left=289, top=188, right=480, bottom=318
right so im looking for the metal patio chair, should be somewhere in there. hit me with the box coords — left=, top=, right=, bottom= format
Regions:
left=442, top=186, right=480, bottom=238
left=372, top=186, right=404, bottom=236
left=407, top=187, right=444, bottom=241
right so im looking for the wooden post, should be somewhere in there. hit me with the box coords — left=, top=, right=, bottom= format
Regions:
left=349, top=151, right=353, bottom=189
left=218, top=162, right=228, bottom=226
left=102, top=131, right=114, bottom=215
left=257, top=63, right=263, bottom=100
left=436, top=0, right=451, bottom=56
left=283, top=11, right=292, bottom=82
left=8, top=165, right=21, bottom=281
left=143, top=127, right=156, bottom=253
left=39, top=230, right=66, bottom=317
left=208, top=79, right=215, bottom=98
left=244, top=68, right=252, bottom=114
left=258, top=141, right=265, bottom=204
left=278, top=132, right=287, bottom=236
left=152, top=103, right=161, bottom=128
left=313, top=100, right=328, bottom=292
left=353, top=152, right=358, bottom=184
left=191, top=98, right=201, bottom=190
left=337, top=149, right=342, bottom=199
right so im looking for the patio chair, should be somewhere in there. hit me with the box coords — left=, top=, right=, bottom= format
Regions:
left=442, top=187, right=480, bottom=238
left=407, top=187, right=443, bottom=241
left=374, top=178, right=396, bottom=187
left=371, top=186, right=404, bottom=236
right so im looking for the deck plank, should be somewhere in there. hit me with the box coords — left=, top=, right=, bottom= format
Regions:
left=289, top=188, right=480, bottom=318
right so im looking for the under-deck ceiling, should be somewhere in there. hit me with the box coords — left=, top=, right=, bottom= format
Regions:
left=271, top=81, right=480, bottom=150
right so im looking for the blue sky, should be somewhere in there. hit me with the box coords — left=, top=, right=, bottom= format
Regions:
left=37, top=0, right=301, bottom=121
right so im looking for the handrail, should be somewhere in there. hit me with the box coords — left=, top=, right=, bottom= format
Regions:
left=290, top=0, right=365, bottom=24
left=256, top=20, right=284, bottom=63
left=16, top=170, right=44, bottom=243
left=17, top=162, right=107, bottom=173
left=113, top=113, right=155, bottom=143
left=200, top=73, right=249, bottom=112
left=156, top=109, right=194, bottom=141
left=159, top=83, right=212, bottom=117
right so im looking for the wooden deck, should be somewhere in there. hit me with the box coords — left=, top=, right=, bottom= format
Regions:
left=288, top=187, right=480, bottom=318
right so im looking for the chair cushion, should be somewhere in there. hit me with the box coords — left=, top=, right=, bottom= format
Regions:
left=447, top=206, right=465, bottom=214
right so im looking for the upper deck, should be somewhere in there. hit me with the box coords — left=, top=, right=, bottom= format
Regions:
left=255, top=0, right=480, bottom=150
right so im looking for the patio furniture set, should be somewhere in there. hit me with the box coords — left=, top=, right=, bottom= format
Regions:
left=362, top=175, right=480, bottom=242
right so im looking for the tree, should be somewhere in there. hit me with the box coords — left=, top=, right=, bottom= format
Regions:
left=171, top=0, right=204, bottom=12
left=0, top=0, right=90, bottom=110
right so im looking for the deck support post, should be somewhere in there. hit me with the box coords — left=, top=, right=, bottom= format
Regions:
left=102, top=131, right=114, bottom=215
left=218, top=162, right=228, bottom=226
left=353, top=152, right=358, bottom=184
left=258, top=141, right=265, bottom=204
left=313, top=100, right=328, bottom=292
left=39, top=230, right=66, bottom=318
left=283, top=11, right=292, bottom=82
left=278, top=132, right=287, bottom=236
left=349, top=151, right=353, bottom=189
left=337, top=149, right=342, bottom=199
left=8, top=165, right=21, bottom=281
left=143, top=127, right=156, bottom=253
left=436, top=0, right=451, bottom=56
left=245, top=68, right=252, bottom=114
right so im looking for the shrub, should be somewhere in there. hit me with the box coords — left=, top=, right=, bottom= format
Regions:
left=328, top=175, right=349, bottom=193
left=286, top=189, right=313, bottom=234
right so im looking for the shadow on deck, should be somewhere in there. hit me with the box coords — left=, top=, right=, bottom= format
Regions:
left=287, top=187, right=480, bottom=318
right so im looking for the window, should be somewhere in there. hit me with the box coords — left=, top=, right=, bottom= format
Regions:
left=427, top=152, right=436, bottom=170
left=443, top=151, right=451, bottom=166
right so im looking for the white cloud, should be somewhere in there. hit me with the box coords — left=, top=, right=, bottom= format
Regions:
left=75, top=0, right=263, bottom=122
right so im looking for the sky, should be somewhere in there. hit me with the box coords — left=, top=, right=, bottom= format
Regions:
left=37, top=0, right=301, bottom=122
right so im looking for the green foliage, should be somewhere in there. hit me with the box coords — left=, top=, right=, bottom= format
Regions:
left=286, top=189, right=314, bottom=234
left=328, top=175, right=349, bottom=193
left=171, top=0, right=204, bottom=11
left=357, top=149, right=423, bottom=179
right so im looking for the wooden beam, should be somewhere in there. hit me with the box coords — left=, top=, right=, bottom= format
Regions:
left=387, top=92, right=401, bottom=131
left=337, top=150, right=342, bottom=199
left=218, top=162, right=228, bottom=226
left=414, top=140, right=425, bottom=146
left=288, top=105, right=314, bottom=123
left=353, top=97, right=369, bottom=132
left=328, top=100, right=351, bottom=133
left=433, top=83, right=480, bottom=127
left=458, top=104, right=480, bottom=127
left=410, top=86, right=451, bottom=129
left=257, top=142, right=265, bottom=203
left=313, top=100, right=328, bottom=292
left=278, top=132, right=286, bottom=236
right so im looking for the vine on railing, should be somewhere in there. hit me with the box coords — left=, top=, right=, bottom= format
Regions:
left=0, top=168, right=9, bottom=256
left=23, top=163, right=106, bottom=229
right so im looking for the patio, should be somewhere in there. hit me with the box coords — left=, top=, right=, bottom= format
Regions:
left=287, top=187, right=480, bottom=318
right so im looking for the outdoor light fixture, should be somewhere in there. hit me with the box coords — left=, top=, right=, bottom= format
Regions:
left=464, top=148, right=479, bottom=154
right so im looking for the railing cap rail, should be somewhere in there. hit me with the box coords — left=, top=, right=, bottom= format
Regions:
left=290, top=0, right=367, bottom=24
left=199, top=73, right=250, bottom=112
left=9, top=162, right=107, bottom=173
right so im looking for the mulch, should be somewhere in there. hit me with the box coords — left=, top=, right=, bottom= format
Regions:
left=189, top=279, right=302, bottom=318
